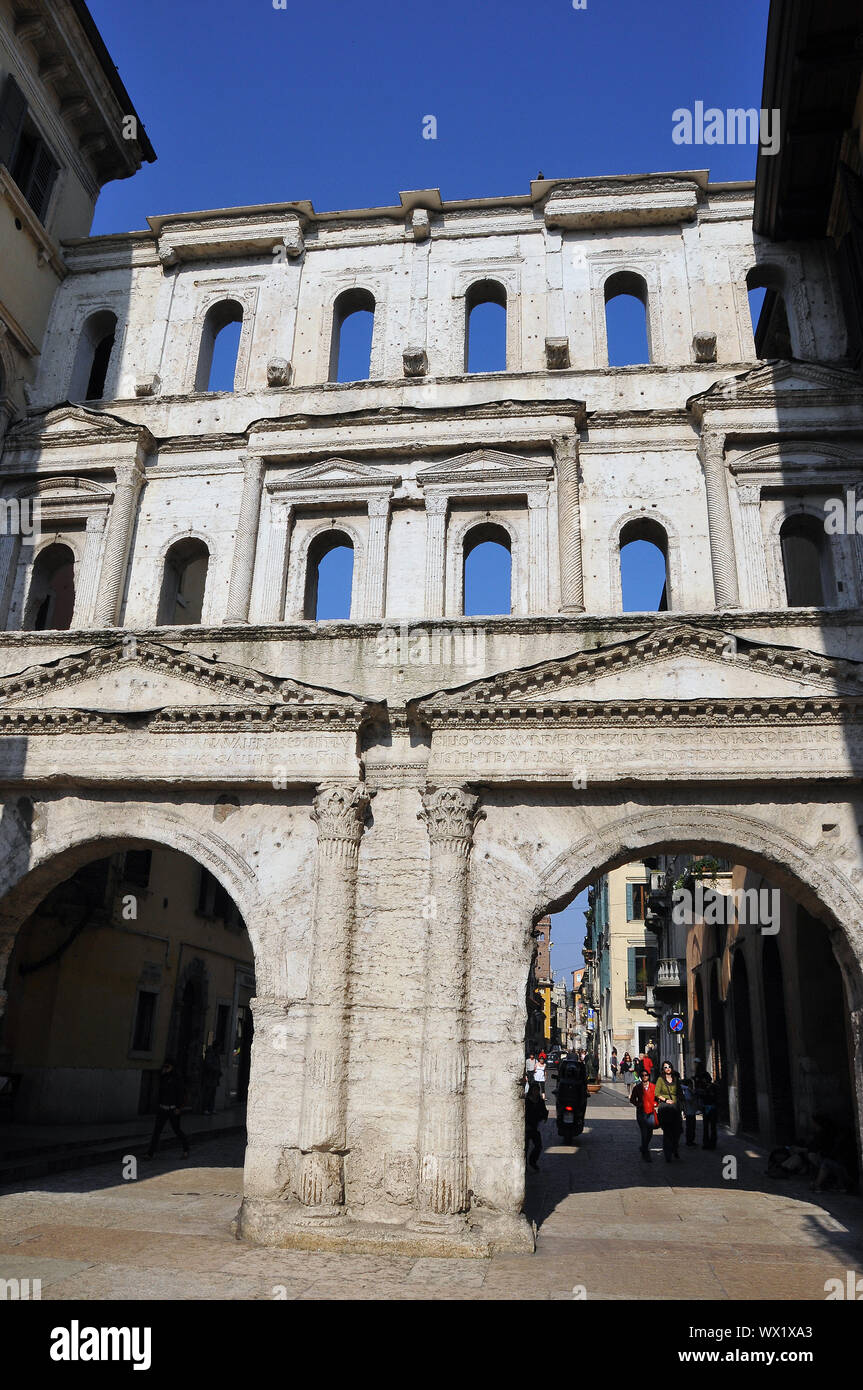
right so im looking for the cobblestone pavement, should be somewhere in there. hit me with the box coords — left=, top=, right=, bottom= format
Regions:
left=1, top=1087, right=861, bottom=1300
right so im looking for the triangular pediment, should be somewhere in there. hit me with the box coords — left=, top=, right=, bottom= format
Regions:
left=6, top=404, right=150, bottom=448
left=413, top=625, right=863, bottom=714
left=690, top=360, right=863, bottom=413
left=270, top=458, right=402, bottom=491
left=0, top=641, right=368, bottom=715
left=417, top=449, right=552, bottom=483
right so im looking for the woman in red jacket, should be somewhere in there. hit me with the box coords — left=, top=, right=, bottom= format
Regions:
left=629, top=1056, right=657, bottom=1162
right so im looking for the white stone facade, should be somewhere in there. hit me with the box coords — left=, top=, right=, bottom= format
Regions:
left=1, top=173, right=863, bottom=1255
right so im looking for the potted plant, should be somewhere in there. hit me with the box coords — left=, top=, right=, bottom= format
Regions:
left=585, top=1052, right=601, bottom=1093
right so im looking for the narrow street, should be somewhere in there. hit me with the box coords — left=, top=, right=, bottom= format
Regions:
left=1, top=1083, right=861, bottom=1299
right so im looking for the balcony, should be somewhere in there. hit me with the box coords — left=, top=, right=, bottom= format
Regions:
left=654, top=958, right=685, bottom=989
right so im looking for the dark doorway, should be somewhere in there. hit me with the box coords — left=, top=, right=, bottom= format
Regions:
left=730, top=951, right=759, bottom=1132
left=762, top=936, right=795, bottom=1143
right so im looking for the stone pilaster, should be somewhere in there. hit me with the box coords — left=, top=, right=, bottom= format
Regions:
left=92, top=462, right=144, bottom=628
left=0, top=532, right=20, bottom=629
left=736, top=485, right=771, bottom=609
left=553, top=435, right=585, bottom=612
left=259, top=499, right=293, bottom=622
left=527, top=489, right=550, bottom=614
left=362, top=496, right=390, bottom=620
left=699, top=431, right=741, bottom=609
left=75, top=513, right=107, bottom=627
left=423, top=494, right=448, bottom=618
left=297, top=782, right=369, bottom=1214
left=224, top=455, right=265, bottom=624
left=414, top=787, right=483, bottom=1223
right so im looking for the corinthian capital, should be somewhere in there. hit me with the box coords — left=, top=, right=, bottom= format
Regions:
left=312, top=783, right=370, bottom=845
left=419, top=786, right=484, bottom=847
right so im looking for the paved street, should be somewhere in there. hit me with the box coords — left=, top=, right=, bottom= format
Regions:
left=1, top=1086, right=861, bottom=1300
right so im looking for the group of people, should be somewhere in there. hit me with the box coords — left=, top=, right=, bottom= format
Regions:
left=611, top=1046, right=657, bottom=1093
left=629, top=1057, right=718, bottom=1162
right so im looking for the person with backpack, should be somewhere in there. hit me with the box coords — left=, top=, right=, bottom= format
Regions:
left=629, top=1056, right=657, bottom=1161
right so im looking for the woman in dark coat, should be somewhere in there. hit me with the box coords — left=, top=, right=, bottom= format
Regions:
left=654, top=1059, right=684, bottom=1163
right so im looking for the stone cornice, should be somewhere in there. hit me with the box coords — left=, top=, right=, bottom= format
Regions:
left=413, top=696, right=863, bottom=728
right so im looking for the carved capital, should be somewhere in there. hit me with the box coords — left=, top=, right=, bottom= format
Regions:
left=545, top=336, right=571, bottom=370
left=266, top=358, right=292, bottom=388
left=553, top=434, right=580, bottom=478
left=419, top=787, right=483, bottom=850
left=403, top=347, right=428, bottom=377
left=693, top=330, right=717, bottom=364
left=312, top=783, right=370, bottom=845
left=367, top=495, right=390, bottom=519
left=134, top=373, right=161, bottom=398
left=425, top=493, right=448, bottom=517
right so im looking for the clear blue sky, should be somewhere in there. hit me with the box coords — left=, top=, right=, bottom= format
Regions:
left=87, top=0, right=771, bottom=981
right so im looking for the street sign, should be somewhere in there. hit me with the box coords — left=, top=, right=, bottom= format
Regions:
left=669, top=1015, right=684, bottom=1033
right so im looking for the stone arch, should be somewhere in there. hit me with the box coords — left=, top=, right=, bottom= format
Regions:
left=766, top=500, right=854, bottom=609
left=608, top=505, right=682, bottom=612
left=0, top=799, right=266, bottom=1010
left=534, top=804, right=863, bottom=1011
left=286, top=517, right=365, bottom=621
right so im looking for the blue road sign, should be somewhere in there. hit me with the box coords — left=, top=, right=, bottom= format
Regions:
left=669, top=1015, right=684, bottom=1033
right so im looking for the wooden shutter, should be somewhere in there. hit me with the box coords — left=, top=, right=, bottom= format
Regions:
left=25, top=140, right=58, bottom=222
left=626, top=882, right=635, bottom=920
left=0, top=75, right=27, bottom=169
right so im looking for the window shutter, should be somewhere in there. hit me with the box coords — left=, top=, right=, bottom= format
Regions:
left=25, top=139, right=58, bottom=223
left=0, top=75, right=28, bottom=169
left=627, top=946, right=636, bottom=992
left=626, top=883, right=634, bottom=920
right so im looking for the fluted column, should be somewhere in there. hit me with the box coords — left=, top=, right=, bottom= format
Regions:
left=736, top=485, right=771, bottom=608
left=75, top=512, right=107, bottom=627
left=699, top=431, right=740, bottom=609
left=92, top=461, right=144, bottom=627
left=297, top=782, right=369, bottom=1214
left=554, top=435, right=584, bottom=612
left=224, top=454, right=265, bottom=624
left=423, top=494, right=448, bottom=618
left=362, top=495, right=390, bottom=620
left=414, top=786, right=483, bottom=1223
left=527, top=489, right=550, bottom=614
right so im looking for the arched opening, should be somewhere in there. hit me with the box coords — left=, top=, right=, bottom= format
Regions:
left=195, top=300, right=244, bottom=392
left=463, top=522, right=511, bottom=615
left=69, top=310, right=117, bottom=402
left=604, top=271, right=650, bottom=366
left=619, top=517, right=669, bottom=611
left=762, top=934, right=795, bottom=1144
left=24, top=542, right=75, bottom=631
left=465, top=279, right=507, bottom=373
left=780, top=514, right=830, bottom=607
left=304, top=530, right=354, bottom=619
left=157, top=538, right=210, bottom=625
left=747, top=267, right=792, bottom=358
left=0, top=844, right=255, bottom=1146
left=330, top=289, right=375, bottom=383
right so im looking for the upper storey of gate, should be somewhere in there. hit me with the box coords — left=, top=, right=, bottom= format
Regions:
left=25, top=171, right=849, bottom=423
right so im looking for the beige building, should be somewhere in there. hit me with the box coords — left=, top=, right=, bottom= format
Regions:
left=0, top=0, right=154, bottom=438
left=590, top=864, right=657, bottom=1074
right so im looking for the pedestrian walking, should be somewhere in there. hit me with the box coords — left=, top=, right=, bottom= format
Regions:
left=526, top=1051, right=537, bottom=1079
left=655, top=1060, right=684, bottom=1163
left=681, top=1071, right=697, bottom=1146
left=525, top=1081, right=548, bottom=1171
left=620, top=1052, right=634, bottom=1093
left=145, top=1059, right=190, bottom=1159
left=629, top=1057, right=657, bottom=1161
left=534, top=1055, right=547, bottom=1099
left=695, top=1066, right=718, bottom=1149
left=610, top=1047, right=619, bottom=1081
left=200, top=1044, right=222, bottom=1115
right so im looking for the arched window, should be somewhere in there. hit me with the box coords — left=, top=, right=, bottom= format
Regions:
left=158, top=539, right=209, bottom=625
left=746, top=267, right=792, bottom=358
left=780, top=515, right=829, bottom=607
left=619, top=518, right=669, bottom=611
left=24, top=542, right=75, bottom=630
left=69, top=311, right=117, bottom=401
left=604, top=272, right=650, bottom=366
left=195, top=300, right=243, bottom=392
left=465, top=280, right=507, bottom=373
left=463, top=522, right=511, bottom=615
left=304, top=531, right=354, bottom=619
left=330, top=289, right=375, bottom=383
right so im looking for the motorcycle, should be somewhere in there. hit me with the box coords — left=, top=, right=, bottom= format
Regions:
left=555, top=1057, right=588, bottom=1143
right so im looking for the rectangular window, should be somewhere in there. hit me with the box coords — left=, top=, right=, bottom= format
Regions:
left=626, top=946, right=657, bottom=996
left=123, top=850, right=152, bottom=889
left=131, top=990, right=157, bottom=1053
left=626, top=882, right=648, bottom=920
left=0, top=76, right=58, bottom=224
